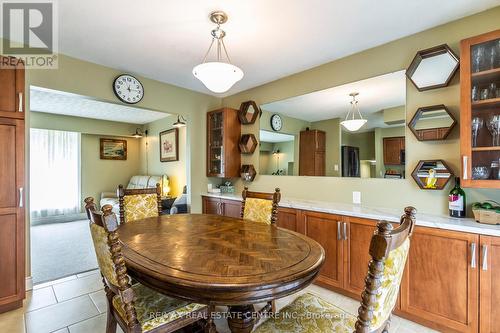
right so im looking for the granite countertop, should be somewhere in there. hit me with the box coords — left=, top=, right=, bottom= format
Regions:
left=201, top=192, right=500, bottom=237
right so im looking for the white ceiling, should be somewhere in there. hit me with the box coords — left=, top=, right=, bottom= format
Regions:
left=11, top=0, right=498, bottom=96
left=260, top=70, right=406, bottom=130
left=30, top=87, right=170, bottom=124
left=260, top=130, right=295, bottom=143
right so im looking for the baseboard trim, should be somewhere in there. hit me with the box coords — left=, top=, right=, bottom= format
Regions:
left=26, top=276, right=33, bottom=291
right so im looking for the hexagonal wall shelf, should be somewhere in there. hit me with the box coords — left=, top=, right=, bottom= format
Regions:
left=239, top=134, right=258, bottom=154
left=238, top=101, right=261, bottom=125
left=241, top=164, right=257, bottom=182
left=406, top=44, right=459, bottom=91
left=408, top=104, right=456, bottom=141
left=411, top=160, right=454, bottom=190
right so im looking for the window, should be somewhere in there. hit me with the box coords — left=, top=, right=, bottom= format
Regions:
left=30, top=129, right=81, bottom=220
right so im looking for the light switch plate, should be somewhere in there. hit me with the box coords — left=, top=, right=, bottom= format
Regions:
left=353, top=191, right=361, bottom=204
left=334, top=164, right=339, bottom=171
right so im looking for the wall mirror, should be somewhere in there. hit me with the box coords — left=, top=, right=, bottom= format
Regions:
left=259, top=70, right=407, bottom=179
left=408, top=104, right=456, bottom=141
left=406, top=44, right=459, bottom=91
left=411, top=160, right=453, bottom=190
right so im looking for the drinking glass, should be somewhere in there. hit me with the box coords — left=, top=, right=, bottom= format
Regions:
left=472, top=85, right=479, bottom=101
left=472, top=46, right=486, bottom=72
left=489, top=82, right=497, bottom=99
left=480, top=88, right=489, bottom=100
left=472, top=117, right=483, bottom=147
left=488, top=42, right=498, bottom=70
left=486, top=115, right=500, bottom=146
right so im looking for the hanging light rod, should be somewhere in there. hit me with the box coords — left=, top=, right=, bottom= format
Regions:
left=340, top=92, right=367, bottom=132
left=192, top=11, right=244, bottom=94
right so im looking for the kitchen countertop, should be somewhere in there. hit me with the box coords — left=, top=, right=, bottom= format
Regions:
left=202, top=192, right=500, bottom=237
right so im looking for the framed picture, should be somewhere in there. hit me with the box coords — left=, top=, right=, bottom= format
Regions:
left=160, top=128, right=179, bottom=162
left=100, top=138, right=127, bottom=160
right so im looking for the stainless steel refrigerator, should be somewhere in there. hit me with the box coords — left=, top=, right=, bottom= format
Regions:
left=341, top=146, right=360, bottom=177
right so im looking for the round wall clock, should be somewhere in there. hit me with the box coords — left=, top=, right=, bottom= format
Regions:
left=270, top=114, right=283, bottom=131
left=113, top=74, right=144, bottom=104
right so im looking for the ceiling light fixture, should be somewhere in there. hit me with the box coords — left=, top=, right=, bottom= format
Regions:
left=340, top=92, right=367, bottom=132
left=132, top=128, right=143, bottom=138
left=193, top=11, right=244, bottom=94
left=172, top=115, right=187, bottom=128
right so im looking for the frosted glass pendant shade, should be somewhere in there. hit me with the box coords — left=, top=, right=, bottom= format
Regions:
left=193, top=62, right=244, bottom=94
left=341, top=119, right=367, bottom=132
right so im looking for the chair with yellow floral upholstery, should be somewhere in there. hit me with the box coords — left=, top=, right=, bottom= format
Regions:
left=254, top=206, right=416, bottom=333
left=84, top=197, right=207, bottom=333
left=118, top=183, right=162, bottom=224
left=240, top=187, right=281, bottom=225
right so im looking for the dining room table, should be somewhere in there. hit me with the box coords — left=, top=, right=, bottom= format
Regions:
left=118, top=213, right=325, bottom=333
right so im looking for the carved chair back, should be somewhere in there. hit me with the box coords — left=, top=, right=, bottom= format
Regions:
left=240, top=187, right=281, bottom=225
left=118, top=183, right=162, bottom=224
left=355, top=206, right=416, bottom=333
left=84, top=197, right=141, bottom=330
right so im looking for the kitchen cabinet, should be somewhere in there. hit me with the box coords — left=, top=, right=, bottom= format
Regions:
left=479, top=235, right=500, bottom=333
left=383, top=136, right=405, bottom=165
left=0, top=57, right=24, bottom=119
left=202, top=196, right=242, bottom=218
left=301, top=211, right=344, bottom=288
left=276, top=207, right=301, bottom=232
left=460, top=30, right=500, bottom=189
left=206, top=108, right=241, bottom=178
left=299, top=129, right=326, bottom=176
left=400, top=227, right=479, bottom=333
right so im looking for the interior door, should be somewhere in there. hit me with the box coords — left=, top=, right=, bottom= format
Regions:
left=479, top=235, right=500, bottom=333
left=0, top=118, right=25, bottom=311
left=400, top=227, right=478, bottom=332
left=0, top=57, right=24, bottom=119
left=302, top=211, right=344, bottom=288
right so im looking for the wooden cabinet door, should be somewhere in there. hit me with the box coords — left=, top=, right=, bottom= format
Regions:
left=0, top=58, right=24, bottom=119
left=400, top=227, right=479, bottom=333
left=202, top=196, right=220, bottom=215
left=301, top=211, right=344, bottom=288
left=0, top=118, right=24, bottom=312
left=343, top=216, right=377, bottom=298
left=221, top=199, right=242, bottom=218
left=479, top=235, right=500, bottom=333
left=276, top=207, right=300, bottom=232
left=383, top=137, right=404, bottom=165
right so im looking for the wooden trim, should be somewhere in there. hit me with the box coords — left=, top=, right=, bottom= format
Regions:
left=159, top=128, right=179, bottom=162
left=100, top=138, right=127, bottom=160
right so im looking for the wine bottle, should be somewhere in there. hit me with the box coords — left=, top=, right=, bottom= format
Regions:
left=449, top=177, right=466, bottom=218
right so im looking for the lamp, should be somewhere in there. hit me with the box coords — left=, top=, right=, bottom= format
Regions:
left=161, top=175, right=170, bottom=197
left=340, top=92, right=367, bottom=132
left=173, top=115, right=187, bottom=128
left=131, top=128, right=143, bottom=138
left=192, top=11, right=244, bottom=93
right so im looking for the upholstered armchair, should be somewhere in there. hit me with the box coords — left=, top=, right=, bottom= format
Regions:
left=254, top=207, right=416, bottom=333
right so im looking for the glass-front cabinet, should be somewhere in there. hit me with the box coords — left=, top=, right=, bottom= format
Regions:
left=460, top=30, right=500, bottom=188
left=206, top=108, right=241, bottom=178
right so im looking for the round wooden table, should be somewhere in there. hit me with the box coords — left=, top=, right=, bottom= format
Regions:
left=118, top=214, right=325, bottom=333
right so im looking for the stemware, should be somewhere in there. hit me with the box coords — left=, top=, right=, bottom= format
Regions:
left=472, top=117, right=483, bottom=147
left=488, top=42, right=498, bottom=70
left=472, top=45, right=486, bottom=72
left=486, top=115, right=500, bottom=146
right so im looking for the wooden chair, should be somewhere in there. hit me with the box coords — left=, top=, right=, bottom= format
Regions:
left=240, top=187, right=281, bottom=225
left=83, top=197, right=208, bottom=333
left=254, top=206, right=417, bottom=333
left=118, top=183, right=162, bottom=224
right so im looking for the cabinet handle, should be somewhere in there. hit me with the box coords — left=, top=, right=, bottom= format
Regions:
left=471, top=242, right=477, bottom=269
left=218, top=202, right=222, bottom=215
left=462, top=156, right=468, bottom=180
left=18, top=92, right=23, bottom=112
left=19, top=187, right=23, bottom=208
left=343, top=222, right=347, bottom=240
left=482, top=244, right=488, bottom=271
left=220, top=202, right=224, bottom=216
left=337, top=222, right=341, bottom=240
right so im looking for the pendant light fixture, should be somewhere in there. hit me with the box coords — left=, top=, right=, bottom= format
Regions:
left=172, top=115, right=187, bottom=128
left=131, top=128, right=143, bottom=138
left=193, top=11, right=244, bottom=94
left=340, top=92, right=367, bottom=132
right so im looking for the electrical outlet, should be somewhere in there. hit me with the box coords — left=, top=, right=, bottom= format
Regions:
left=353, top=191, right=361, bottom=204
left=334, top=164, right=339, bottom=171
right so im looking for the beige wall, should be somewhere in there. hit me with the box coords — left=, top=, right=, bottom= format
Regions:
left=222, top=7, right=500, bottom=215
left=140, top=115, right=187, bottom=197
left=342, top=130, right=376, bottom=161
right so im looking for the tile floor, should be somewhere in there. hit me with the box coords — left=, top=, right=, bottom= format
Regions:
left=0, top=269, right=439, bottom=333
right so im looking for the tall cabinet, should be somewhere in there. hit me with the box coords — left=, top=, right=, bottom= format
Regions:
left=206, top=108, right=241, bottom=178
left=0, top=56, right=25, bottom=313
left=299, top=129, right=325, bottom=176
left=460, top=30, right=500, bottom=188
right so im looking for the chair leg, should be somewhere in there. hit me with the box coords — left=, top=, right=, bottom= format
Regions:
left=205, top=305, right=217, bottom=333
left=106, top=310, right=117, bottom=333
left=270, top=300, right=276, bottom=313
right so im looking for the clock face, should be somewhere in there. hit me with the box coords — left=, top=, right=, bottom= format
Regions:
left=270, top=114, right=283, bottom=131
left=113, top=75, right=144, bottom=104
